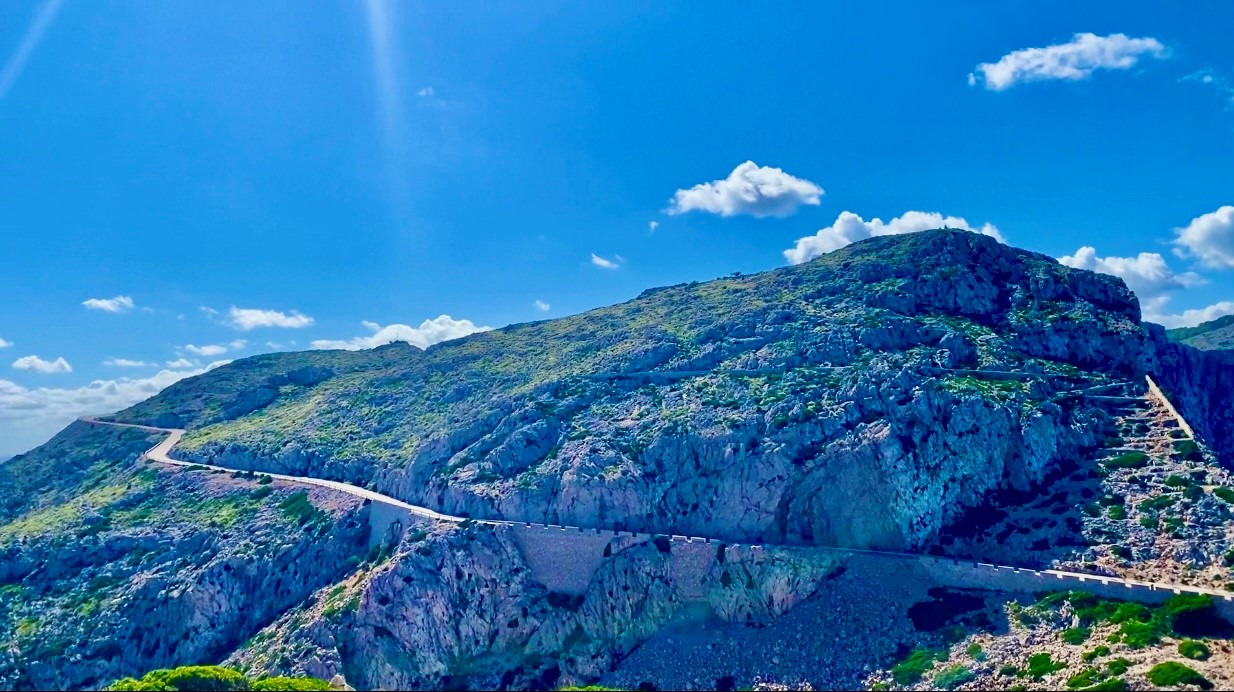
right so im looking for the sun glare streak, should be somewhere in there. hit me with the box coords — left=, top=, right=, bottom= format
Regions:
left=0, top=0, right=66, bottom=99
left=361, top=0, right=413, bottom=223
left=362, top=0, right=401, bottom=143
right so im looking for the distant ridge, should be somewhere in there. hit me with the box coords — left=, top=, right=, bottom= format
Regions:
left=1167, top=314, right=1234, bottom=350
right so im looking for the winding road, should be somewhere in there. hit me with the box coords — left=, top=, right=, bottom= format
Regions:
left=78, top=415, right=1234, bottom=602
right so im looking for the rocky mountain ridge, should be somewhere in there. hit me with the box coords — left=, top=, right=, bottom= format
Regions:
left=3, top=229, right=1233, bottom=690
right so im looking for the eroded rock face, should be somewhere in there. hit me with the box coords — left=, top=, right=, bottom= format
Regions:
left=227, top=524, right=843, bottom=690
left=0, top=433, right=370, bottom=692
left=1146, top=325, right=1234, bottom=462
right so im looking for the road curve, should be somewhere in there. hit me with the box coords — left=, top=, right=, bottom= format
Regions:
left=78, top=417, right=1234, bottom=600
left=80, top=418, right=459, bottom=523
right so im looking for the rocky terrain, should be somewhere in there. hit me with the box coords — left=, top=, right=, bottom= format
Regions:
left=0, top=424, right=370, bottom=690
left=3, top=229, right=1233, bottom=690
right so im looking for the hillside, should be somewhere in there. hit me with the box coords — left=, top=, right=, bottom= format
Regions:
left=1168, top=314, right=1234, bottom=351
left=4, top=229, right=1233, bottom=691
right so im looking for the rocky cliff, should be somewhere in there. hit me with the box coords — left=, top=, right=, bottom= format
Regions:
left=0, top=425, right=370, bottom=690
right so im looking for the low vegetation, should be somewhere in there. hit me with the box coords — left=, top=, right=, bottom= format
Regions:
left=106, top=665, right=331, bottom=690
left=1145, top=661, right=1212, bottom=690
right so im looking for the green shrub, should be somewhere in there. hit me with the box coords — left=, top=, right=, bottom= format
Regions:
left=1106, top=505, right=1127, bottom=520
left=1138, top=495, right=1178, bottom=513
left=1024, top=652, right=1066, bottom=680
left=1087, top=679, right=1129, bottom=691
left=106, top=666, right=332, bottom=691
left=1178, top=639, right=1211, bottom=660
left=1062, top=626, right=1091, bottom=644
left=1105, top=658, right=1131, bottom=675
left=1213, top=487, right=1234, bottom=504
left=1118, top=619, right=1162, bottom=648
left=1109, top=602, right=1151, bottom=624
left=1066, top=668, right=1104, bottom=689
left=933, top=664, right=975, bottom=690
left=1082, top=645, right=1110, bottom=662
left=257, top=475, right=273, bottom=485
left=891, top=647, right=946, bottom=685
left=1103, top=452, right=1149, bottom=469
left=999, top=664, right=1020, bottom=677
left=1146, top=662, right=1212, bottom=690
left=1173, top=439, right=1200, bottom=460
left=965, top=642, right=985, bottom=661
left=251, top=677, right=332, bottom=691
left=279, top=491, right=327, bottom=527
left=1164, top=474, right=1191, bottom=488
left=106, top=666, right=250, bottom=691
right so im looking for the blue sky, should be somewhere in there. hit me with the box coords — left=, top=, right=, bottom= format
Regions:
left=2, top=1, right=1233, bottom=456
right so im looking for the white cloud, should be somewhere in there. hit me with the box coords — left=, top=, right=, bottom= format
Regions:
left=970, top=33, right=1166, bottom=91
left=1173, top=205, right=1234, bottom=269
left=1148, top=301, right=1234, bottom=329
left=648, top=220, right=659, bottom=233
left=311, top=316, right=492, bottom=351
left=0, top=361, right=226, bottom=457
left=82, top=295, right=135, bottom=313
left=784, top=210, right=1004, bottom=264
left=0, top=0, right=65, bottom=100
left=228, top=339, right=248, bottom=350
left=0, top=338, right=10, bottom=349
left=1181, top=68, right=1234, bottom=107
left=165, top=358, right=195, bottom=368
left=184, top=344, right=228, bottom=357
left=103, top=358, right=153, bottom=368
left=1059, top=246, right=1203, bottom=301
left=12, top=355, right=72, bottom=374
left=666, top=161, right=823, bottom=218
left=1058, top=245, right=1227, bottom=328
left=534, top=300, right=551, bottom=312
left=226, top=307, right=315, bottom=331
left=591, top=253, right=621, bottom=270
left=417, top=86, right=434, bottom=97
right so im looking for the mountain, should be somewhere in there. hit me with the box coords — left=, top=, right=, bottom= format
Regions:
left=1168, top=314, right=1234, bottom=351
left=3, top=229, right=1233, bottom=691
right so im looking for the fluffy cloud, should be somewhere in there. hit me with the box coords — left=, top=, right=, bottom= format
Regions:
left=969, top=33, right=1166, bottom=91
left=82, top=295, right=135, bottom=313
left=667, top=161, right=823, bottom=218
left=0, top=338, right=10, bottom=348
left=225, top=307, right=315, bottom=331
left=534, top=300, right=551, bottom=312
left=591, top=253, right=621, bottom=270
left=0, top=361, right=226, bottom=457
left=184, top=344, right=228, bottom=357
left=229, top=339, right=248, bottom=350
left=165, top=358, right=194, bottom=368
left=1058, top=245, right=1225, bottom=328
left=103, top=358, right=152, bottom=368
left=12, top=355, right=72, bottom=374
left=311, top=316, right=492, bottom=351
left=1147, top=301, right=1234, bottom=329
left=1173, top=205, right=1234, bottom=269
left=1059, top=246, right=1203, bottom=302
left=648, top=221, right=659, bottom=233
left=784, top=210, right=1004, bottom=265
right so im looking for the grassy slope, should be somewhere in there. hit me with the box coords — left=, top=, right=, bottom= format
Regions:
left=1167, top=314, right=1234, bottom=351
